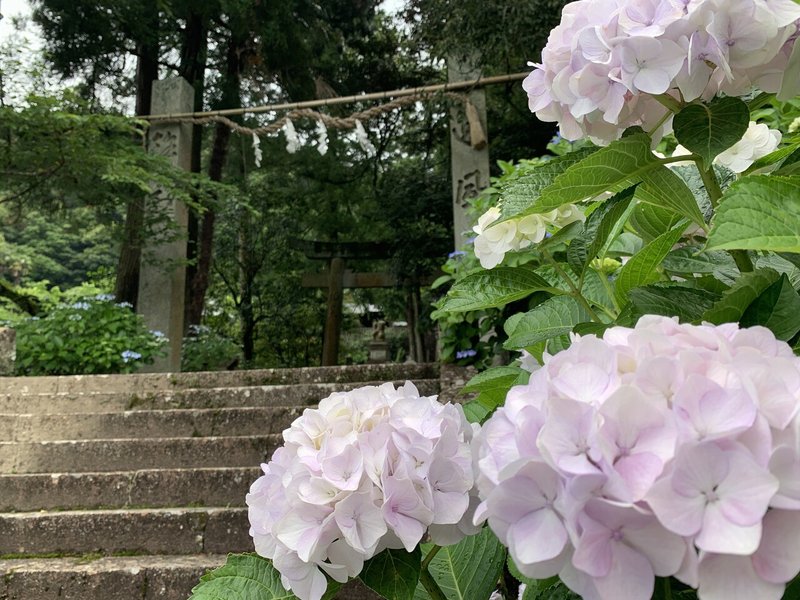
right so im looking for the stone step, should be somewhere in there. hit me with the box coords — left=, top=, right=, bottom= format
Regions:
left=0, top=507, right=250, bottom=556
left=0, top=555, right=226, bottom=600
left=0, top=406, right=302, bottom=442
left=0, top=555, right=382, bottom=600
left=0, top=435, right=280, bottom=474
left=0, top=467, right=260, bottom=512
left=0, top=378, right=441, bottom=414
left=0, top=363, right=439, bottom=395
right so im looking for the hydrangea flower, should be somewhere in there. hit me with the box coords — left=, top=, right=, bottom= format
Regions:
left=523, top=0, right=800, bottom=143
left=714, top=121, right=782, bottom=172
left=473, top=204, right=585, bottom=269
left=247, top=382, right=478, bottom=600
left=474, top=316, right=800, bottom=600
left=120, top=349, right=142, bottom=362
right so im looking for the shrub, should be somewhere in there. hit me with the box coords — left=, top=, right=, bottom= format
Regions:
left=13, top=295, right=166, bottom=375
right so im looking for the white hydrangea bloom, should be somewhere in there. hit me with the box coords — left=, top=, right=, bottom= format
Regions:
left=473, top=204, right=585, bottom=270
left=247, top=382, right=477, bottom=600
left=715, top=121, right=782, bottom=172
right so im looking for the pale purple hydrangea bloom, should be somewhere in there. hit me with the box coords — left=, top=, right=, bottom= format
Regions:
left=247, top=382, right=479, bottom=600
left=523, top=0, right=800, bottom=143
left=474, top=316, right=800, bottom=600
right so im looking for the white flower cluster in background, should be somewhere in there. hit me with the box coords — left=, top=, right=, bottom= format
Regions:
left=247, top=382, right=478, bottom=600
left=474, top=316, right=800, bottom=600
left=714, top=121, right=783, bottom=172
left=473, top=204, right=585, bottom=269
left=671, top=121, right=783, bottom=172
left=523, top=0, right=800, bottom=143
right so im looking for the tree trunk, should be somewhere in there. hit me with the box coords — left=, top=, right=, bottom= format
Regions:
left=239, top=205, right=256, bottom=364
left=180, top=11, right=209, bottom=330
left=185, top=31, right=242, bottom=328
left=114, top=22, right=159, bottom=307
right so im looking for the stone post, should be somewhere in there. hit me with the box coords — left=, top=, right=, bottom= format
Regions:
left=448, top=55, right=491, bottom=250
left=137, top=78, right=194, bottom=372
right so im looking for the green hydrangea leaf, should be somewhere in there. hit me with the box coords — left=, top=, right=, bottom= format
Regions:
left=740, top=274, right=800, bottom=341
left=536, top=133, right=704, bottom=226
left=504, top=296, right=591, bottom=350
left=439, top=268, right=558, bottom=313
left=360, top=547, right=421, bottom=600
left=706, top=176, right=800, bottom=252
left=614, top=224, right=686, bottom=306
left=188, top=553, right=310, bottom=600
left=673, top=97, right=750, bottom=168
left=413, top=528, right=505, bottom=600
left=702, top=268, right=782, bottom=324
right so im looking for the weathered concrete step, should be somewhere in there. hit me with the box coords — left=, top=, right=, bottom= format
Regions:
left=0, top=435, right=280, bottom=474
left=0, top=554, right=226, bottom=600
left=0, top=507, right=250, bottom=556
left=0, top=406, right=302, bottom=442
left=0, top=363, right=439, bottom=395
left=0, top=555, right=382, bottom=600
left=0, top=467, right=261, bottom=512
left=0, top=378, right=440, bottom=414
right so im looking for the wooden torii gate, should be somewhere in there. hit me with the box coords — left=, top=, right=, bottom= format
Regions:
left=293, top=240, right=437, bottom=366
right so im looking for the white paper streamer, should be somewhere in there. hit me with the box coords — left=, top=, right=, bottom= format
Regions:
left=354, top=120, right=375, bottom=155
left=315, top=120, right=328, bottom=156
left=252, top=132, right=262, bottom=167
left=283, top=119, right=301, bottom=154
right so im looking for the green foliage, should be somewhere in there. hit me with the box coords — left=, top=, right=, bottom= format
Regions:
left=434, top=94, right=800, bottom=402
left=499, top=149, right=597, bottom=221
left=537, top=133, right=704, bottom=226
left=437, top=268, right=555, bottom=313
left=673, top=97, right=750, bottom=168
left=0, top=207, right=118, bottom=290
left=567, top=187, right=635, bottom=277
left=0, top=93, right=229, bottom=214
left=413, top=528, right=506, bottom=600
left=462, top=366, right=530, bottom=411
left=187, top=553, right=334, bottom=600
left=740, top=274, right=800, bottom=341
left=613, top=224, right=686, bottom=305
left=624, top=284, right=720, bottom=324
left=360, top=547, right=422, bottom=600
left=504, top=296, right=591, bottom=351
left=182, top=325, right=241, bottom=372
left=706, top=175, right=800, bottom=252
left=12, top=295, right=166, bottom=375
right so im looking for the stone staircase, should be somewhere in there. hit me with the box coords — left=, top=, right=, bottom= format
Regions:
left=0, top=363, right=444, bottom=599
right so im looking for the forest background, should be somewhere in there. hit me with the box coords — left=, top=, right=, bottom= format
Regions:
left=0, top=0, right=567, bottom=373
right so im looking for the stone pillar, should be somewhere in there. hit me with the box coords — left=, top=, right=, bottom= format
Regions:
left=448, top=56, right=491, bottom=250
left=137, top=78, right=194, bottom=372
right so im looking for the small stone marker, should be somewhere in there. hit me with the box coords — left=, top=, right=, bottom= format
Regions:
left=137, top=77, right=194, bottom=372
left=368, top=320, right=390, bottom=363
left=448, top=55, right=491, bottom=250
